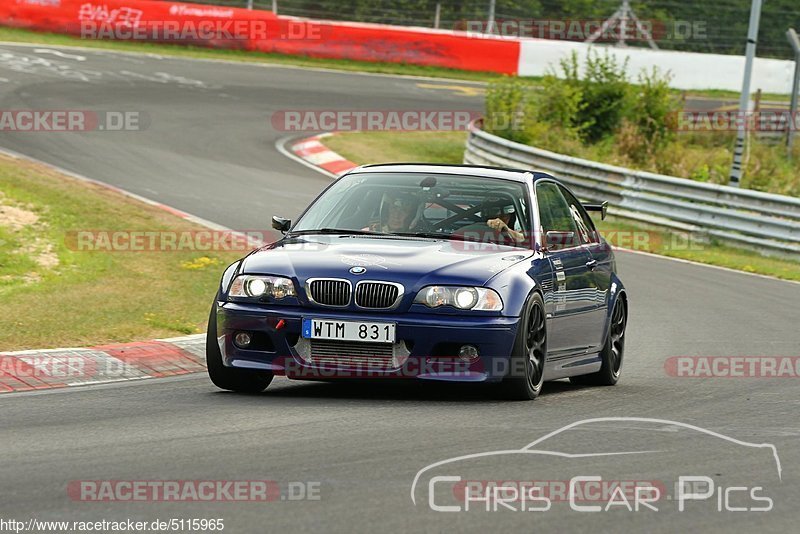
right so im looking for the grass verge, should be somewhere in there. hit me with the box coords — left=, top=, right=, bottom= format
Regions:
left=324, top=131, right=800, bottom=282
left=0, top=155, right=243, bottom=351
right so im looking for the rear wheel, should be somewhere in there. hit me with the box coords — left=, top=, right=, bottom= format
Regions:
left=500, top=293, right=546, bottom=400
left=571, top=297, right=627, bottom=386
left=206, top=302, right=273, bottom=393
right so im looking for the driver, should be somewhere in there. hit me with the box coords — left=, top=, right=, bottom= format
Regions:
left=485, top=204, right=526, bottom=243
left=365, top=192, right=417, bottom=233
left=457, top=202, right=526, bottom=244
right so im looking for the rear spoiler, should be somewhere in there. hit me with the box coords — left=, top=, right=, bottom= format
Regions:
left=582, top=201, right=608, bottom=220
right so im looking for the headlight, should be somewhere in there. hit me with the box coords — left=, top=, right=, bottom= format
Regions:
left=228, top=275, right=296, bottom=300
left=414, top=286, right=503, bottom=311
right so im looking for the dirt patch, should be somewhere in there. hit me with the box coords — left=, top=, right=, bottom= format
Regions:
left=0, top=192, right=59, bottom=271
left=34, top=242, right=59, bottom=269
left=0, top=195, right=39, bottom=230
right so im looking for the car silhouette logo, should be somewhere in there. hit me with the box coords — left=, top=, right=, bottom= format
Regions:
left=349, top=266, right=367, bottom=275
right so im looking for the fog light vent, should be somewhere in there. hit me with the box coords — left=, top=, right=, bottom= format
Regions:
left=458, top=345, right=480, bottom=363
left=234, top=332, right=252, bottom=348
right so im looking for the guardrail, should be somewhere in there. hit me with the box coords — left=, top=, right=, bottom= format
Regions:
left=464, top=125, right=800, bottom=258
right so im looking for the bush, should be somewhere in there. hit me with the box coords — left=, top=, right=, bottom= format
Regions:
left=554, top=50, right=632, bottom=143
left=483, top=76, right=533, bottom=144
left=627, top=67, right=681, bottom=160
left=633, top=68, right=678, bottom=141
left=537, top=73, right=588, bottom=140
left=481, top=52, right=800, bottom=197
left=743, top=142, right=800, bottom=196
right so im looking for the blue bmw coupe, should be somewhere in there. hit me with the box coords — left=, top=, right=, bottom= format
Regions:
left=207, top=164, right=628, bottom=400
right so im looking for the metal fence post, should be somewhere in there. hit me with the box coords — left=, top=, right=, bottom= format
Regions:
left=786, top=29, right=800, bottom=158
left=728, top=0, right=762, bottom=187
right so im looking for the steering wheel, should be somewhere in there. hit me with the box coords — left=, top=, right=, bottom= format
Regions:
left=412, top=216, right=437, bottom=233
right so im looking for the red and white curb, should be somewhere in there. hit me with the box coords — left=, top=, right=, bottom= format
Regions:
left=0, top=334, right=206, bottom=394
left=290, top=133, right=359, bottom=176
left=0, top=133, right=353, bottom=395
left=0, top=148, right=265, bottom=396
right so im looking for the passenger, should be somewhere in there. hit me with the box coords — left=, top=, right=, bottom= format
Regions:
left=366, top=192, right=417, bottom=233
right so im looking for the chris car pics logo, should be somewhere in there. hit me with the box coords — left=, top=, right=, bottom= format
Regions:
left=411, top=417, right=781, bottom=514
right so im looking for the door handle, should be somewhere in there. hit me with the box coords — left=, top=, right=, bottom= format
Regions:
left=585, top=259, right=597, bottom=270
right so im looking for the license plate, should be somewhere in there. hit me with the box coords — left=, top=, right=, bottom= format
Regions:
left=302, top=318, right=396, bottom=344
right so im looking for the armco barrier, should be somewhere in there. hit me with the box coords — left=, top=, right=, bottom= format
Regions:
left=464, top=125, right=800, bottom=258
left=0, top=0, right=519, bottom=74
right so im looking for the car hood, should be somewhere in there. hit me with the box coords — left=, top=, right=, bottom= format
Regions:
left=240, top=235, right=532, bottom=287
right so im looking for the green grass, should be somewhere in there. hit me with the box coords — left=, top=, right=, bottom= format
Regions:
left=325, top=131, right=468, bottom=164
left=593, top=216, right=800, bottom=281
left=670, top=88, right=790, bottom=103
left=0, top=155, right=243, bottom=350
left=324, top=130, right=800, bottom=282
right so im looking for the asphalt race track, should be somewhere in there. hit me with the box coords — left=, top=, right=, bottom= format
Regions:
left=1, top=43, right=799, bottom=533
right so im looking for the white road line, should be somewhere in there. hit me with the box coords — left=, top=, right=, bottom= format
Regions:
left=33, top=48, right=87, bottom=61
left=0, top=41, right=488, bottom=86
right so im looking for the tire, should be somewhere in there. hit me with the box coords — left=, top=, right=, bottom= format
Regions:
left=206, top=301, right=273, bottom=393
left=499, top=292, right=547, bottom=400
left=570, top=296, right=627, bottom=386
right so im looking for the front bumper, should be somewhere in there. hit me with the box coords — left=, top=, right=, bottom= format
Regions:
left=216, top=302, right=520, bottom=383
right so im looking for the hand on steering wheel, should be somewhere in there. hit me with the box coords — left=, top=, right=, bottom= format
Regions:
left=486, top=218, right=507, bottom=233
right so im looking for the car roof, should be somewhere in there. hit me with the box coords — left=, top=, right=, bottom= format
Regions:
left=348, top=163, right=554, bottom=183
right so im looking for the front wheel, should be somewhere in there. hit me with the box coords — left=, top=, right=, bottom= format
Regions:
left=571, top=297, right=627, bottom=386
left=206, top=302, right=273, bottom=393
left=500, top=292, right=547, bottom=400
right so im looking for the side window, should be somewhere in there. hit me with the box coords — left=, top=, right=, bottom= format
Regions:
left=558, top=185, right=599, bottom=244
left=535, top=182, right=578, bottom=249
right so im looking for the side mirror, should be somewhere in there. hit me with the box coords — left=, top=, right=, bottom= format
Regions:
left=582, top=201, right=608, bottom=220
left=272, top=216, right=291, bottom=233
left=545, top=231, right=576, bottom=249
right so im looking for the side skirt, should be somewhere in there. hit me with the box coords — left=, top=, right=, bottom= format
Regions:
left=543, top=351, right=602, bottom=380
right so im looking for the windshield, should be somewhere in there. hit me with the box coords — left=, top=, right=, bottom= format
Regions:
left=291, top=172, right=532, bottom=247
